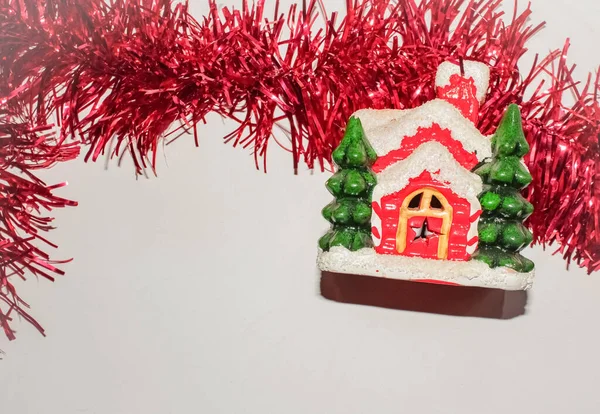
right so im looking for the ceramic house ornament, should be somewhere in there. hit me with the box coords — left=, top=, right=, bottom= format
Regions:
left=318, top=60, right=535, bottom=291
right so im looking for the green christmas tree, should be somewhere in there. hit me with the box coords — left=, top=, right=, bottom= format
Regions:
left=319, top=117, right=378, bottom=252
left=472, top=104, right=535, bottom=272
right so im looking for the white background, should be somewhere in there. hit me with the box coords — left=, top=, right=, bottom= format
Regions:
left=2, top=1, right=600, bottom=413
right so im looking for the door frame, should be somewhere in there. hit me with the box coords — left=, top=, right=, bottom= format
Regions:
left=396, top=187, right=453, bottom=259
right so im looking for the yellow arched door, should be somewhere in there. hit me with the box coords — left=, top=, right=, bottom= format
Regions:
left=396, top=188, right=453, bottom=260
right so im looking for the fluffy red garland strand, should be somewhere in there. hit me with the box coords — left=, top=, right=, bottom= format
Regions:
left=0, top=0, right=599, bottom=340
left=0, top=105, right=78, bottom=339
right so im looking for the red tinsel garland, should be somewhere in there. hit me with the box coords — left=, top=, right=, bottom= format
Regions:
left=0, top=0, right=599, bottom=340
left=0, top=106, right=78, bottom=339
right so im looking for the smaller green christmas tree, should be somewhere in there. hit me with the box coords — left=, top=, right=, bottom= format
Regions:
left=472, top=104, right=535, bottom=272
left=319, top=117, right=378, bottom=252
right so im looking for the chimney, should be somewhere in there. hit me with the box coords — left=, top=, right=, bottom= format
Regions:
left=435, top=60, right=490, bottom=124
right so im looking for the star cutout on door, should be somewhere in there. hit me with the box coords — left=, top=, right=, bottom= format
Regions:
left=412, top=218, right=439, bottom=241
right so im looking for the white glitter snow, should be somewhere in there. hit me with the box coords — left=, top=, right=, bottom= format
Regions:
left=435, top=60, right=491, bottom=103
left=352, top=108, right=408, bottom=130
left=354, top=99, right=492, bottom=161
left=318, top=247, right=535, bottom=291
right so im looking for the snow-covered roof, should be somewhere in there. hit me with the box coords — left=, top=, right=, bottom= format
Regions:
left=352, top=108, right=408, bottom=130
left=353, top=99, right=492, bottom=161
left=372, top=141, right=483, bottom=204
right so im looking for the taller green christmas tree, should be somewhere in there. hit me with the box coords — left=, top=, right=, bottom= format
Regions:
left=472, top=104, right=535, bottom=272
left=319, top=117, right=378, bottom=252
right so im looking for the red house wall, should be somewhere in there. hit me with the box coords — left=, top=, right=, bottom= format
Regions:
left=372, top=123, right=479, bottom=174
left=372, top=172, right=476, bottom=261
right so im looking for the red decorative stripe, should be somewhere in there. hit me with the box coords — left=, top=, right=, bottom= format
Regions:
left=372, top=226, right=381, bottom=239
left=467, top=236, right=479, bottom=246
left=470, top=210, right=482, bottom=223
left=372, top=201, right=383, bottom=217
left=372, top=124, right=479, bottom=173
